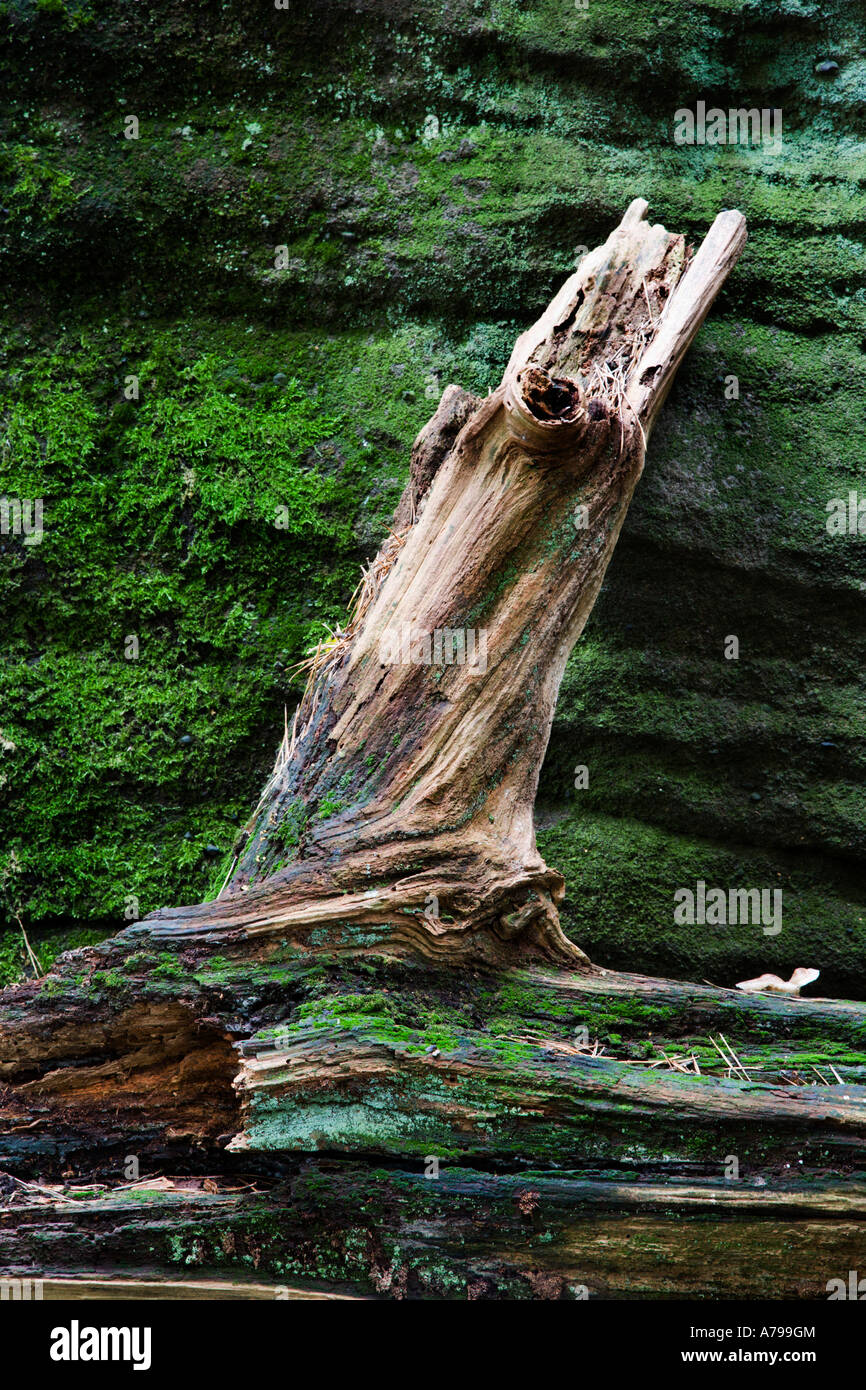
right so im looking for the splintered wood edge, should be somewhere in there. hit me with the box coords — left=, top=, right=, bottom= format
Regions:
left=628, top=207, right=747, bottom=434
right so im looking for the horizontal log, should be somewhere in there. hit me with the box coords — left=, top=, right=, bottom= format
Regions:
left=1, top=1168, right=862, bottom=1299
left=10, top=1276, right=353, bottom=1301
left=231, top=1017, right=866, bottom=1168
left=2, top=952, right=864, bottom=1172
left=543, top=966, right=866, bottom=1036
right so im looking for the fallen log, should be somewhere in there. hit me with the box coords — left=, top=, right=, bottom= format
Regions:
left=2, top=1168, right=863, bottom=1300
left=2, top=955, right=864, bottom=1174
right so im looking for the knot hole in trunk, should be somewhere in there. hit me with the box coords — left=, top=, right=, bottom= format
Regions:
left=504, top=366, right=589, bottom=456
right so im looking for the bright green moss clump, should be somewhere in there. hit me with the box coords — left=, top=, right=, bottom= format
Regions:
left=0, top=321, right=469, bottom=942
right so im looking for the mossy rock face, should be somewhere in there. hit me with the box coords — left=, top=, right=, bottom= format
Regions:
left=1, top=0, right=864, bottom=991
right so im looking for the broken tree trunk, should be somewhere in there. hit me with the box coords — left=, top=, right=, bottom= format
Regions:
left=21, top=203, right=859, bottom=1304
left=137, top=197, right=748, bottom=967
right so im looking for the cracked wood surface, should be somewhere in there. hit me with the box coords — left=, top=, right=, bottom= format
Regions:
left=134, top=199, right=747, bottom=967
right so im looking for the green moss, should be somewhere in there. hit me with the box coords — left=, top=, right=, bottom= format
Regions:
left=0, top=321, right=440, bottom=948
left=0, top=921, right=110, bottom=989
left=538, top=810, right=866, bottom=997
left=0, top=0, right=864, bottom=1002
left=151, top=953, right=187, bottom=980
left=90, top=968, right=126, bottom=991
left=313, top=794, right=348, bottom=821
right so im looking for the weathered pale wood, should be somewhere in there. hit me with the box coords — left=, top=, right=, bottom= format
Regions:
left=626, top=206, right=747, bottom=431
left=10, top=1277, right=355, bottom=1301
left=130, top=198, right=747, bottom=967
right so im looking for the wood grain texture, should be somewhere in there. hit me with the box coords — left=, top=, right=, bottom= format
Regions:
left=132, top=200, right=746, bottom=968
